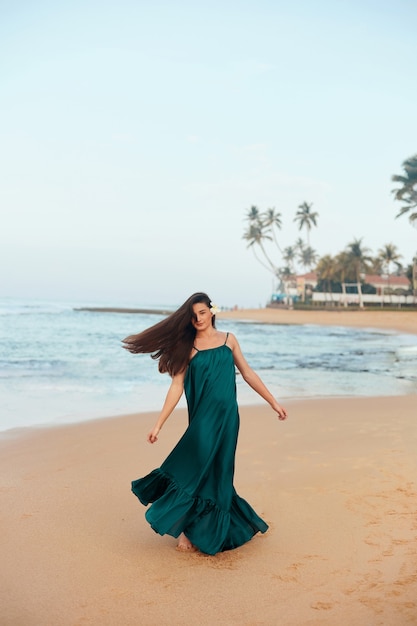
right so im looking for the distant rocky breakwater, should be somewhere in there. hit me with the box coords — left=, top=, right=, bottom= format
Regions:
left=74, top=307, right=173, bottom=315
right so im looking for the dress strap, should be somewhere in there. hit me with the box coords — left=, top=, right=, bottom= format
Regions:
left=193, top=333, right=228, bottom=352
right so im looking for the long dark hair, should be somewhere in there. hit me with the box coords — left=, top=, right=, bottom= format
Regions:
left=122, top=292, right=215, bottom=375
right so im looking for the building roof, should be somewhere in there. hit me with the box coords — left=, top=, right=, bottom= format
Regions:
left=364, top=274, right=409, bottom=287
left=297, top=272, right=318, bottom=281
left=293, top=272, right=408, bottom=287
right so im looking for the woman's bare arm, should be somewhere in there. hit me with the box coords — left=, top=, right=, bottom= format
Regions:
left=147, top=370, right=186, bottom=443
left=229, top=333, right=287, bottom=420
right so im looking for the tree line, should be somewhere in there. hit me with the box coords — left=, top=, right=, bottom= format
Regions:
left=243, top=154, right=417, bottom=301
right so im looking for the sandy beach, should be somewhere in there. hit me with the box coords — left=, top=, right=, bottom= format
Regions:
left=218, top=307, right=417, bottom=336
left=1, top=309, right=417, bottom=625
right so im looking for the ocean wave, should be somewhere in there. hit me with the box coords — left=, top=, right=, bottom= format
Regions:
left=1, top=298, right=416, bottom=431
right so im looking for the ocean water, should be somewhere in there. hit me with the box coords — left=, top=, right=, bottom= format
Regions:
left=1, top=297, right=416, bottom=433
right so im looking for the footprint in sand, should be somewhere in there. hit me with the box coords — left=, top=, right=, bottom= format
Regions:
left=311, top=601, right=334, bottom=610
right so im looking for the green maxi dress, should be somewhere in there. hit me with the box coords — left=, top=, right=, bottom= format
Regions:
left=131, top=334, right=268, bottom=555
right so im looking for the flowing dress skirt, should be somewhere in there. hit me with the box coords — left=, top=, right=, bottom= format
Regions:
left=131, top=344, right=268, bottom=555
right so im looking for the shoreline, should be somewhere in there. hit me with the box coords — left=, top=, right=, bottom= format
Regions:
left=0, top=387, right=415, bottom=441
left=218, top=307, right=417, bottom=335
left=75, top=305, right=417, bottom=336
left=1, top=395, right=417, bottom=625
left=74, top=306, right=174, bottom=315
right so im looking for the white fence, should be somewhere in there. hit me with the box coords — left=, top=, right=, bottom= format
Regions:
left=312, top=292, right=416, bottom=305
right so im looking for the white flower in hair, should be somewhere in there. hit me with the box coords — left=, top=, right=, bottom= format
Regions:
left=210, top=302, right=221, bottom=314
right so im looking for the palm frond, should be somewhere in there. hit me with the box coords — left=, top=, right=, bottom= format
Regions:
left=396, top=205, right=414, bottom=218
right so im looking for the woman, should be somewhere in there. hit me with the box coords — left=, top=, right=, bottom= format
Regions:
left=123, top=292, right=287, bottom=555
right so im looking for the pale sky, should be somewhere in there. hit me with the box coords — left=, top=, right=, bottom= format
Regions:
left=1, top=0, right=416, bottom=308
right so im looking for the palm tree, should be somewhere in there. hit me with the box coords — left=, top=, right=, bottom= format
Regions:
left=344, top=238, right=372, bottom=308
left=294, top=202, right=319, bottom=247
left=407, top=255, right=417, bottom=303
left=262, top=207, right=283, bottom=253
left=369, top=256, right=384, bottom=275
left=295, top=237, right=305, bottom=252
left=378, top=243, right=402, bottom=304
left=243, top=223, right=277, bottom=274
left=245, top=205, right=264, bottom=239
left=276, top=266, right=294, bottom=305
left=334, top=251, right=351, bottom=307
left=243, top=205, right=284, bottom=281
left=243, top=206, right=279, bottom=275
left=378, top=243, right=402, bottom=274
left=391, top=154, right=417, bottom=223
left=298, top=246, right=318, bottom=272
left=283, top=246, right=297, bottom=274
left=316, top=255, right=337, bottom=302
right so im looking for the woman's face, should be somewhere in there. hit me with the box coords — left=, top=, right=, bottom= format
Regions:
left=191, top=302, right=213, bottom=331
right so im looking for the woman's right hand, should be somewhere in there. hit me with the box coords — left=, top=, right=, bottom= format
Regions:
left=274, top=403, right=288, bottom=421
left=147, top=426, right=160, bottom=444
left=146, top=371, right=185, bottom=444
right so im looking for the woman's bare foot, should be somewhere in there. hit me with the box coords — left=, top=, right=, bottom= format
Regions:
left=176, top=532, right=196, bottom=552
